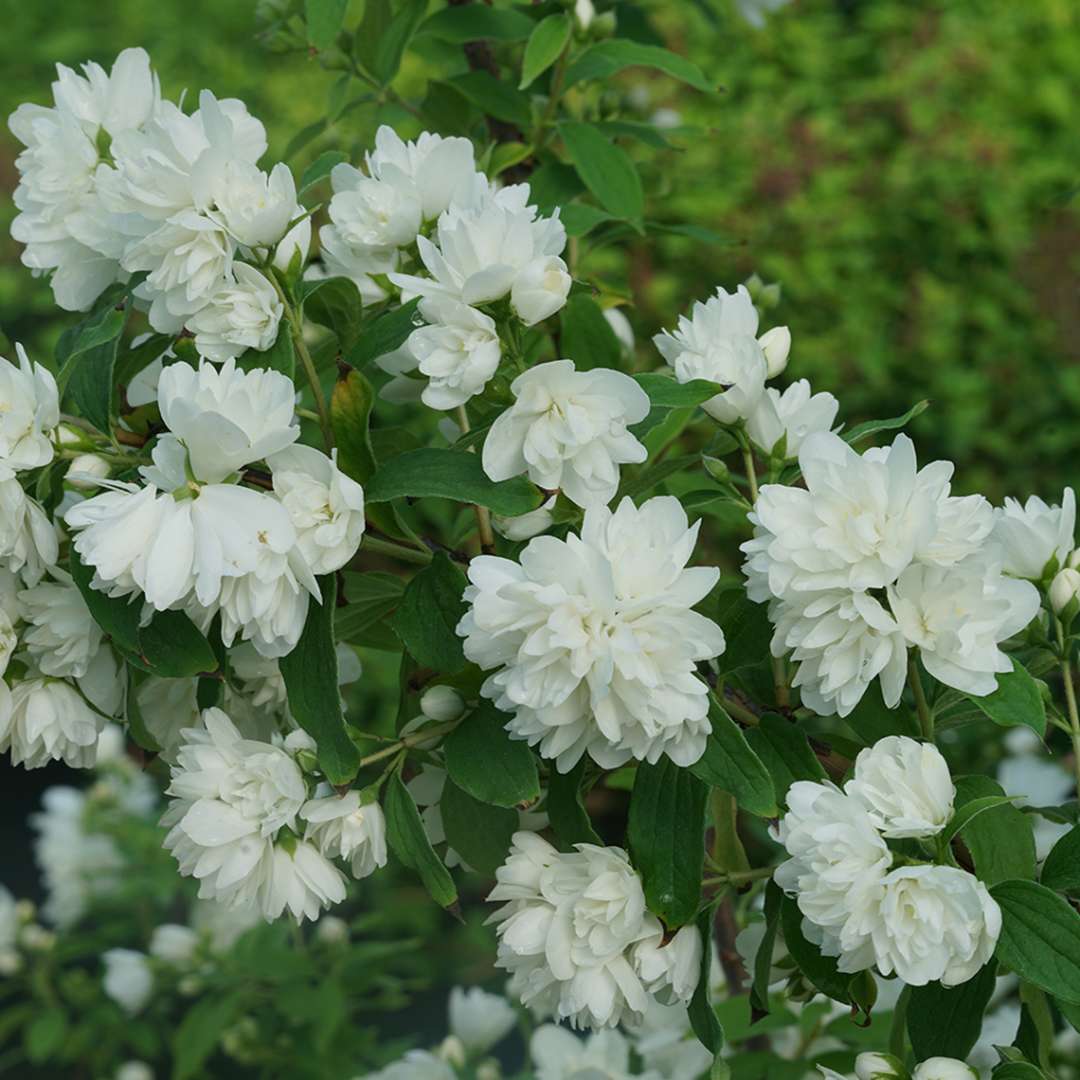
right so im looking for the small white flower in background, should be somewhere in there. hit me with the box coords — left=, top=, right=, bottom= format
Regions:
left=853, top=1054, right=906, bottom=1080
left=998, top=745, right=1072, bottom=861
left=156, top=357, right=298, bottom=483
left=0, top=344, right=59, bottom=470
left=488, top=833, right=701, bottom=1029
left=149, top=923, right=198, bottom=966
left=873, top=865, right=1000, bottom=986
left=406, top=297, right=501, bottom=410
left=910, top=1059, right=978, bottom=1080
left=102, top=948, right=153, bottom=1015
left=187, top=263, right=283, bottom=362
left=492, top=494, right=557, bottom=542
left=481, top=360, right=649, bottom=509
left=269, top=444, right=365, bottom=574
left=447, top=986, right=517, bottom=1056
left=993, top=487, right=1076, bottom=580
left=628, top=999, right=711, bottom=1080
left=846, top=736, right=955, bottom=839
left=604, top=306, right=635, bottom=355
left=745, top=378, right=839, bottom=457
left=0, top=469, right=59, bottom=585
left=302, top=786, right=388, bottom=880
left=529, top=1024, right=649, bottom=1080
left=315, top=914, right=350, bottom=945
left=0, top=886, right=19, bottom=975
left=419, top=685, right=465, bottom=723
left=888, top=558, right=1039, bottom=696
left=17, top=570, right=103, bottom=678
left=134, top=676, right=200, bottom=759
left=510, top=254, right=572, bottom=326
left=356, top=1050, right=456, bottom=1080
left=0, top=677, right=106, bottom=769
left=459, top=496, right=724, bottom=772
left=774, top=781, right=890, bottom=973
left=115, top=1062, right=155, bottom=1080
left=1051, top=566, right=1080, bottom=614
left=653, top=285, right=786, bottom=424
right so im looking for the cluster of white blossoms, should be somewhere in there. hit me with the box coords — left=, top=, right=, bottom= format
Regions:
left=458, top=496, right=725, bottom=772
left=162, top=707, right=387, bottom=922
left=742, top=430, right=1044, bottom=716
left=776, top=736, right=1000, bottom=987
left=487, top=832, right=702, bottom=1029
left=10, top=48, right=305, bottom=358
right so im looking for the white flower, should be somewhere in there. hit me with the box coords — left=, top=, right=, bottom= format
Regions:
left=459, top=496, right=724, bottom=771
left=325, top=162, right=422, bottom=257
left=315, top=914, right=349, bottom=944
left=846, top=736, right=955, bottom=839
left=1051, top=567, right=1080, bottom=614
left=0, top=571, right=20, bottom=678
left=633, top=924, right=704, bottom=1002
left=510, top=255, right=572, bottom=326
left=269, top=444, right=365, bottom=574
left=0, top=678, right=106, bottom=770
left=488, top=833, right=697, bottom=1030
left=149, top=923, right=198, bottom=965
left=854, top=1053, right=906, bottom=1080
left=774, top=781, right=891, bottom=974
left=358, top=1050, right=456, bottom=1080
left=629, top=1000, right=711, bottom=1080
left=367, top=125, right=480, bottom=221
left=18, top=570, right=103, bottom=678
left=872, top=865, right=1000, bottom=986
left=447, top=986, right=517, bottom=1055
left=888, top=558, right=1040, bottom=695
left=745, top=379, right=838, bottom=457
left=0, top=344, right=59, bottom=469
left=993, top=488, right=1076, bottom=579
left=103, top=949, right=153, bottom=1015
left=605, top=307, right=635, bottom=355
left=0, top=886, right=18, bottom=974
left=529, top=1025, right=652, bottom=1080
left=0, top=469, right=59, bottom=585
left=482, top=360, right=649, bottom=509
left=157, top=358, right=298, bottom=483
left=195, top=152, right=297, bottom=249
left=652, top=285, right=776, bottom=424
left=302, top=788, right=388, bottom=879
left=162, top=708, right=310, bottom=913
left=493, top=495, right=557, bottom=542
left=260, top=840, right=348, bottom=923
left=116, top=1062, right=155, bottom=1080
left=187, top=263, right=284, bottom=362
left=390, top=185, right=566, bottom=308
left=911, top=1059, right=978, bottom=1080
left=406, top=297, right=501, bottom=410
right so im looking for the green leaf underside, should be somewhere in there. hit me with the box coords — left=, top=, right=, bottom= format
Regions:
left=384, top=772, right=458, bottom=908
left=444, top=702, right=540, bottom=808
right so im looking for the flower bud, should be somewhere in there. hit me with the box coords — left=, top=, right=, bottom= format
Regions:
left=510, top=256, right=572, bottom=326
left=476, top=1064, right=502, bottom=1080
left=855, top=1052, right=909, bottom=1079
left=67, top=453, right=110, bottom=489
left=115, top=1062, right=155, bottom=1080
left=912, top=1059, right=977, bottom=1080
left=315, top=915, right=349, bottom=945
left=0, top=951, right=21, bottom=976
left=759, top=325, right=791, bottom=378
left=20, top=924, right=55, bottom=951
left=1069, top=548, right=1080, bottom=570
left=420, top=685, right=465, bottom=723
left=493, top=495, right=557, bottom=542
left=1051, top=567, right=1080, bottom=614
left=437, top=1035, right=467, bottom=1069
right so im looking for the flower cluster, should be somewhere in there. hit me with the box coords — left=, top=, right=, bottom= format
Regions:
left=162, top=707, right=387, bottom=922
left=458, top=496, right=725, bottom=772
left=487, top=832, right=702, bottom=1029
left=742, top=431, right=1043, bottom=716
left=776, top=736, right=1000, bottom=986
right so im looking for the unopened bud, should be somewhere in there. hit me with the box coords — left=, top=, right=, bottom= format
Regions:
left=911, top=1059, right=977, bottom=1080
left=855, top=1052, right=908, bottom=1080
left=437, top=1035, right=467, bottom=1069
left=476, top=1064, right=502, bottom=1080
left=702, top=455, right=730, bottom=483
left=67, top=453, right=110, bottom=489
left=1051, top=567, right=1080, bottom=615
left=316, top=916, right=349, bottom=945
left=420, top=686, right=465, bottom=723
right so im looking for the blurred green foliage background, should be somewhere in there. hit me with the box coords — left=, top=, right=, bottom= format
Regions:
left=1, top=0, right=1077, bottom=504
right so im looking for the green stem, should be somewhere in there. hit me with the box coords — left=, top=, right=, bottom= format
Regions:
left=720, top=693, right=761, bottom=728
left=889, top=985, right=911, bottom=1060
left=534, top=45, right=571, bottom=149
left=909, top=654, right=935, bottom=741
left=1056, top=618, right=1080, bottom=794
left=703, top=866, right=775, bottom=888
left=456, top=404, right=495, bottom=552
left=740, top=441, right=760, bottom=503
left=357, top=718, right=461, bottom=768
left=361, top=535, right=432, bottom=566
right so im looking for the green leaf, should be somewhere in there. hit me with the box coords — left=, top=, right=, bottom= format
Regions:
left=391, top=552, right=468, bottom=673
left=955, top=775, right=1037, bottom=885
left=299, top=150, right=347, bottom=195
left=135, top=609, right=218, bottom=679
left=628, top=757, right=707, bottom=927
left=992, top=1064, right=1048, bottom=1080
left=336, top=571, right=405, bottom=647
left=362, top=0, right=427, bottom=86
left=991, top=879, right=1080, bottom=1005
left=906, top=962, right=998, bottom=1061
left=634, top=372, right=724, bottom=408
left=331, top=368, right=378, bottom=485
left=55, top=289, right=127, bottom=373
left=714, top=588, right=773, bottom=675
left=547, top=758, right=602, bottom=848
left=781, top=895, right=851, bottom=1004
left=1042, top=825, right=1080, bottom=893
left=450, top=70, right=531, bottom=129
left=961, top=662, right=1047, bottom=736
left=689, top=701, right=778, bottom=817
left=67, top=334, right=122, bottom=433
left=598, top=119, right=683, bottom=149
left=444, top=702, right=540, bottom=808
left=842, top=400, right=930, bottom=446
left=844, top=681, right=920, bottom=743
left=560, top=294, right=622, bottom=370
left=519, top=13, right=571, bottom=89
left=279, top=575, right=361, bottom=786
left=745, top=713, right=827, bottom=807
left=688, top=908, right=725, bottom=1053
left=25, top=1008, right=67, bottom=1063
left=385, top=772, right=458, bottom=908
left=560, top=121, right=644, bottom=221
left=347, top=298, right=420, bottom=368
left=440, top=778, right=517, bottom=876
left=173, top=991, right=246, bottom=1080
left=940, top=794, right=1021, bottom=847
left=560, top=203, right=616, bottom=237
left=564, top=39, right=716, bottom=95
left=258, top=323, right=295, bottom=379
left=305, top=0, right=348, bottom=51
left=301, top=276, right=364, bottom=354
left=366, top=448, right=544, bottom=516
left=284, top=119, right=327, bottom=161
left=750, top=883, right=784, bottom=1019
left=418, top=5, right=535, bottom=43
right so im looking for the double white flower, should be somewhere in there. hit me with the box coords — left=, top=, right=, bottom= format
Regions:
left=488, top=832, right=701, bottom=1029
left=776, top=736, right=1000, bottom=987
left=458, top=496, right=725, bottom=772
left=0, top=345, right=59, bottom=470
